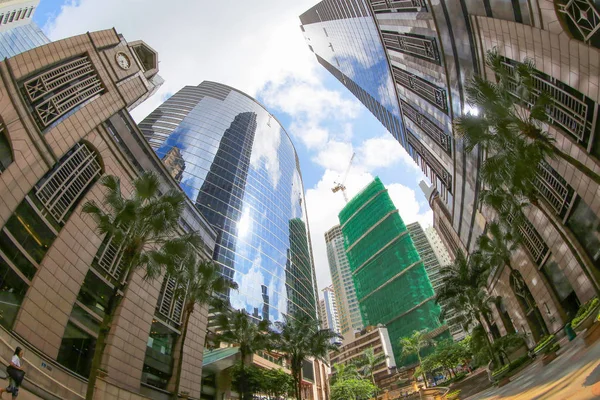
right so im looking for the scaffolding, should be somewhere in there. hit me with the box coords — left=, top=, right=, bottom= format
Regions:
left=339, top=177, right=448, bottom=365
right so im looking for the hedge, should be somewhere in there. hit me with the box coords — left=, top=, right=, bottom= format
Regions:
left=572, top=298, right=599, bottom=328
left=491, top=355, right=530, bottom=379
left=533, top=335, right=555, bottom=353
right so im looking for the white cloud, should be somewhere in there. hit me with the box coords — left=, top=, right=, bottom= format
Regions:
left=45, top=0, right=320, bottom=121
left=358, top=134, right=422, bottom=173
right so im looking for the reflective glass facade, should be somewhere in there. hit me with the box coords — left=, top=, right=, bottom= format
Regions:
left=300, top=2, right=404, bottom=144
left=0, top=22, right=49, bottom=59
left=140, top=81, right=318, bottom=321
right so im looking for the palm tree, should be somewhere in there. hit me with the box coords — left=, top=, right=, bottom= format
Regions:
left=478, top=220, right=519, bottom=275
left=331, top=362, right=360, bottom=385
left=455, top=48, right=600, bottom=186
left=167, top=258, right=238, bottom=400
left=357, top=347, right=387, bottom=387
left=215, top=309, right=272, bottom=400
left=275, top=313, right=341, bottom=400
left=82, top=172, right=200, bottom=400
left=399, top=330, right=433, bottom=387
left=436, top=251, right=500, bottom=366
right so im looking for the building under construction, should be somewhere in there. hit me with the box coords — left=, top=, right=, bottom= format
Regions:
left=339, top=178, right=448, bottom=366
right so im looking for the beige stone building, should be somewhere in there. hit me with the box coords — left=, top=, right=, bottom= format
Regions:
left=0, top=29, right=217, bottom=400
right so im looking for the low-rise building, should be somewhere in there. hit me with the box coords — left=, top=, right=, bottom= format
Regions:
left=0, top=29, right=216, bottom=400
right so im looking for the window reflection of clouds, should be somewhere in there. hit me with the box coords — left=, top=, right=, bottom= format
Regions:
left=303, top=16, right=400, bottom=118
left=140, top=83, right=317, bottom=322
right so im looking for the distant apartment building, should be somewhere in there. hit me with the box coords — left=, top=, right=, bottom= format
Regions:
left=301, top=0, right=600, bottom=348
left=338, top=178, right=448, bottom=366
left=0, top=0, right=38, bottom=32
left=0, top=29, right=218, bottom=400
left=425, top=225, right=452, bottom=268
left=330, top=325, right=396, bottom=389
left=325, top=224, right=363, bottom=343
left=407, top=222, right=466, bottom=341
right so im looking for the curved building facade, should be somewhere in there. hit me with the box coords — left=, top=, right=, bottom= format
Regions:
left=140, top=81, right=318, bottom=321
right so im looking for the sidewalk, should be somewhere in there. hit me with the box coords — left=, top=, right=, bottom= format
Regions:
left=466, top=334, right=600, bottom=399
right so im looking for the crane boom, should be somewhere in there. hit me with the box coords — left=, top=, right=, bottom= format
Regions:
left=331, top=152, right=356, bottom=202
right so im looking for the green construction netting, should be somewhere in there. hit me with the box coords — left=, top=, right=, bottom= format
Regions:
left=339, top=177, right=444, bottom=367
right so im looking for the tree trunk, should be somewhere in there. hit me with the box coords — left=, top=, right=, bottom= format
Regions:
left=170, top=303, right=193, bottom=400
left=478, top=316, right=500, bottom=368
left=85, top=288, right=122, bottom=400
left=417, top=353, right=427, bottom=389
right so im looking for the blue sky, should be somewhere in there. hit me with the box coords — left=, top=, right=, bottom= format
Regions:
left=37, top=0, right=433, bottom=291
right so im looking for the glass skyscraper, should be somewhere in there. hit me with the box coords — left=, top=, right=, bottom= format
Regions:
left=300, top=2, right=404, bottom=144
left=0, top=22, right=49, bottom=59
left=139, top=81, right=318, bottom=321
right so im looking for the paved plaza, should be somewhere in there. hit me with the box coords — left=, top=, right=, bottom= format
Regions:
left=467, top=335, right=600, bottom=399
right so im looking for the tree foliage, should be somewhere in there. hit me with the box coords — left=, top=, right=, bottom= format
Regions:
left=330, top=378, right=377, bottom=400
left=82, top=172, right=200, bottom=400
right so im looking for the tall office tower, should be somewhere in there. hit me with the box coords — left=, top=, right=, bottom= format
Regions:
left=140, top=81, right=318, bottom=322
left=0, top=22, right=49, bottom=59
left=407, top=222, right=466, bottom=341
left=339, top=178, right=447, bottom=365
left=301, top=0, right=600, bottom=347
left=0, top=30, right=217, bottom=399
left=320, top=286, right=342, bottom=336
left=0, top=0, right=38, bottom=32
left=325, top=224, right=363, bottom=343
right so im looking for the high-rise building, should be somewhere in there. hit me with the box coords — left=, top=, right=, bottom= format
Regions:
left=139, top=81, right=318, bottom=322
left=339, top=178, right=447, bottom=365
left=0, top=22, right=49, bottom=59
left=301, top=0, right=600, bottom=348
left=0, top=29, right=217, bottom=399
left=0, top=0, right=38, bottom=32
left=320, top=286, right=341, bottom=337
left=325, top=224, right=363, bottom=343
left=425, top=226, right=452, bottom=268
left=407, top=222, right=466, bottom=341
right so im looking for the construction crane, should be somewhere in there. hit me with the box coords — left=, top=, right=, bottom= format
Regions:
left=332, top=153, right=355, bottom=202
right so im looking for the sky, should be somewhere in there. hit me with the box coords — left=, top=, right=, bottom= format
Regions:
left=35, top=0, right=433, bottom=294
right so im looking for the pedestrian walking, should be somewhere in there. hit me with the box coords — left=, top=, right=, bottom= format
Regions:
left=0, top=347, right=25, bottom=399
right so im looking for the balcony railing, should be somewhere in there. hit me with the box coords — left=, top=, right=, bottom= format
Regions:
left=369, top=0, right=427, bottom=13
left=382, top=31, right=440, bottom=64
left=393, top=66, right=447, bottom=112
left=401, top=100, right=451, bottom=154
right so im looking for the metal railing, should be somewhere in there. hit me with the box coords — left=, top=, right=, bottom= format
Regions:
left=534, top=160, right=574, bottom=218
left=401, top=100, right=451, bottom=154
left=407, top=130, right=452, bottom=188
left=382, top=31, right=440, bottom=63
left=393, top=66, right=447, bottom=111
left=158, top=275, right=185, bottom=325
left=369, top=0, right=427, bottom=12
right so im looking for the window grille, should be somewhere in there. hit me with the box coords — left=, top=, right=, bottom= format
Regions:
left=557, top=0, right=600, bottom=44
left=93, top=235, right=126, bottom=282
left=505, top=211, right=549, bottom=265
left=407, top=130, right=452, bottom=189
left=534, top=160, right=574, bottom=218
left=501, top=58, right=595, bottom=148
left=393, top=66, right=447, bottom=112
left=35, top=142, right=101, bottom=224
left=381, top=31, right=440, bottom=64
left=158, top=275, right=186, bottom=325
left=23, top=56, right=105, bottom=128
left=369, top=0, right=427, bottom=12
left=401, top=100, right=451, bottom=154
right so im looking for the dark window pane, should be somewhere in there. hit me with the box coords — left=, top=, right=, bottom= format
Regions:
left=71, top=304, right=100, bottom=335
left=0, top=230, right=37, bottom=280
left=76, top=271, right=112, bottom=320
left=0, top=125, right=12, bottom=171
left=4, top=199, right=56, bottom=264
left=566, top=198, right=600, bottom=267
left=142, top=320, right=177, bottom=390
left=57, top=322, right=96, bottom=377
left=0, top=257, right=28, bottom=329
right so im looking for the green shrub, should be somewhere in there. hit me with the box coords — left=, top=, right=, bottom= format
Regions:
left=447, top=390, right=461, bottom=400
left=491, top=355, right=530, bottom=379
left=572, top=298, right=599, bottom=327
left=533, top=335, right=555, bottom=353
left=445, top=371, right=467, bottom=385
